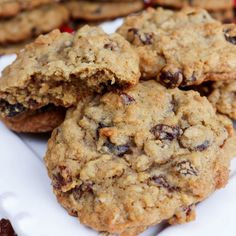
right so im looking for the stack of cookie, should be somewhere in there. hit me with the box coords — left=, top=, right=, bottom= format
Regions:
left=0, top=0, right=69, bottom=55
left=151, top=0, right=234, bottom=22
left=64, top=0, right=144, bottom=22
left=0, top=6, right=236, bottom=236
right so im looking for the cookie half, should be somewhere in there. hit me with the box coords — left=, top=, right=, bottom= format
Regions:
left=45, top=80, right=235, bottom=235
left=65, top=0, right=144, bottom=21
left=117, top=7, right=236, bottom=87
left=0, top=3, right=69, bottom=44
left=0, top=26, right=140, bottom=132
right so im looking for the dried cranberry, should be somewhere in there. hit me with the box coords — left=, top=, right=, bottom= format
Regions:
left=175, top=160, right=198, bottom=176
left=104, top=140, right=132, bottom=157
left=153, top=175, right=178, bottom=192
left=120, top=92, right=135, bottom=105
left=0, top=219, right=17, bottom=236
left=128, top=28, right=153, bottom=45
left=195, top=140, right=210, bottom=151
left=150, top=124, right=181, bottom=141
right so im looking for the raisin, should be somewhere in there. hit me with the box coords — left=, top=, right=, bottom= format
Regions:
left=159, top=70, right=184, bottom=88
left=52, top=166, right=72, bottom=190
left=120, top=92, right=135, bottom=105
left=150, top=124, right=181, bottom=141
left=181, top=73, right=197, bottom=86
left=195, top=140, right=209, bottom=151
left=152, top=175, right=178, bottom=192
left=104, top=42, right=118, bottom=51
left=224, top=28, right=236, bottom=45
left=175, top=160, right=198, bottom=176
left=128, top=28, right=153, bottom=45
left=104, top=140, right=132, bottom=157
left=0, top=219, right=17, bottom=236
left=170, top=95, right=178, bottom=114
left=73, top=183, right=94, bottom=201
left=0, top=100, right=26, bottom=117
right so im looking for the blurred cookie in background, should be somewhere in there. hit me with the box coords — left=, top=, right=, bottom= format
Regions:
left=64, top=0, right=144, bottom=21
left=0, top=1, right=69, bottom=55
left=151, top=0, right=234, bottom=22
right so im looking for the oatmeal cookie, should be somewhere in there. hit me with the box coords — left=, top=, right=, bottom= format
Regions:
left=152, top=0, right=233, bottom=11
left=0, top=26, right=140, bottom=132
left=0, top=3, right=69, bottom=44
left=45, top=80, right=235, bottom=235
left=0, top=0, right=55, bottom=18
left=117, top=7, right=236, bottom=87
left=64, top=0, right=144, bottom=21
left=208, top=80, right=236, bottom=120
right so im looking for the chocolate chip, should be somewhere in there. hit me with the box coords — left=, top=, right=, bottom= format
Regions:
left=52, top=166, right=72, bottom=190
left=152, top=175, right=178, bottom=192
left=120, top=92, right=135, bottom=105
left=73, top=183, right=94, bottom=201
left=104, top=140, right=132, bottom=157
left=0, top=219, right=17, bottom=236
left=195, top=140, right=210, bottom=151
left=175, top=160, right=198, bottom=176
left=128, top=28, right=153, bottom=45
left=150, top=124, right=181, bottom=141
left=0, top=99, right=26, bottom=117
left=159, top=70, right=184, bottom=88
left=224, top=28, right=236, bottom=45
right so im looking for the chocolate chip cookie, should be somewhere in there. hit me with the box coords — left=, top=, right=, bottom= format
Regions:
left=0, top=3, right=69, bottom=44
left=0, top=26, right=140, bottom=132
left=0, top=0, right=55, bottom=18
left=45, top=80, right=235, bottom=235
left=117, top=7, right=236, bottom=87
left=65, top=0, right=144, bottom=21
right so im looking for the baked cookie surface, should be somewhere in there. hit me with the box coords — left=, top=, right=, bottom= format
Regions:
left=65, top=0, right=144, bottom=21
left=0, top=26, right=140, bottom=132
left=0, top=0, right=55, bottom=18
left=118, top=7, right=236, bottom=87
left=208, top=80, right=236, bottom=120
left=45, top=80, right=234, bottom=235
left=0, top=3, right=69, bottom=44
left=152, top=0, right=233, bottom=11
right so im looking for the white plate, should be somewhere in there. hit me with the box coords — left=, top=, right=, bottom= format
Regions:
left=0, top=20, right=236, bottom=236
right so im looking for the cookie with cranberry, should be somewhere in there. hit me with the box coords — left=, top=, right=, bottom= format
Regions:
left=64, top=0, right=144, bottom=21
left=45, top=80, right=235, bottom=236
left=118, top=7, right=236, bottom=87
left=0, top=26, right=140, bottom=132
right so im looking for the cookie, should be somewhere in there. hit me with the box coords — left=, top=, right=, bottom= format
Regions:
left=65, top=0, right=144, bottom=21
left=152, top=0, right=233, bottom=11
left=210, top=8, right=234, bottom=23
left=0, top=0, right=56, bottom=18
left=207, top=80, right=236, bottom=120
left=0, top=3, right=69, bottom=44
left=117, top=7, right=236, bottom=87
left=0, top=26, right=140, bottom=132
left=1, top=105, right=66, bottom=133
left=45, top=80, right=235, bottom=236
